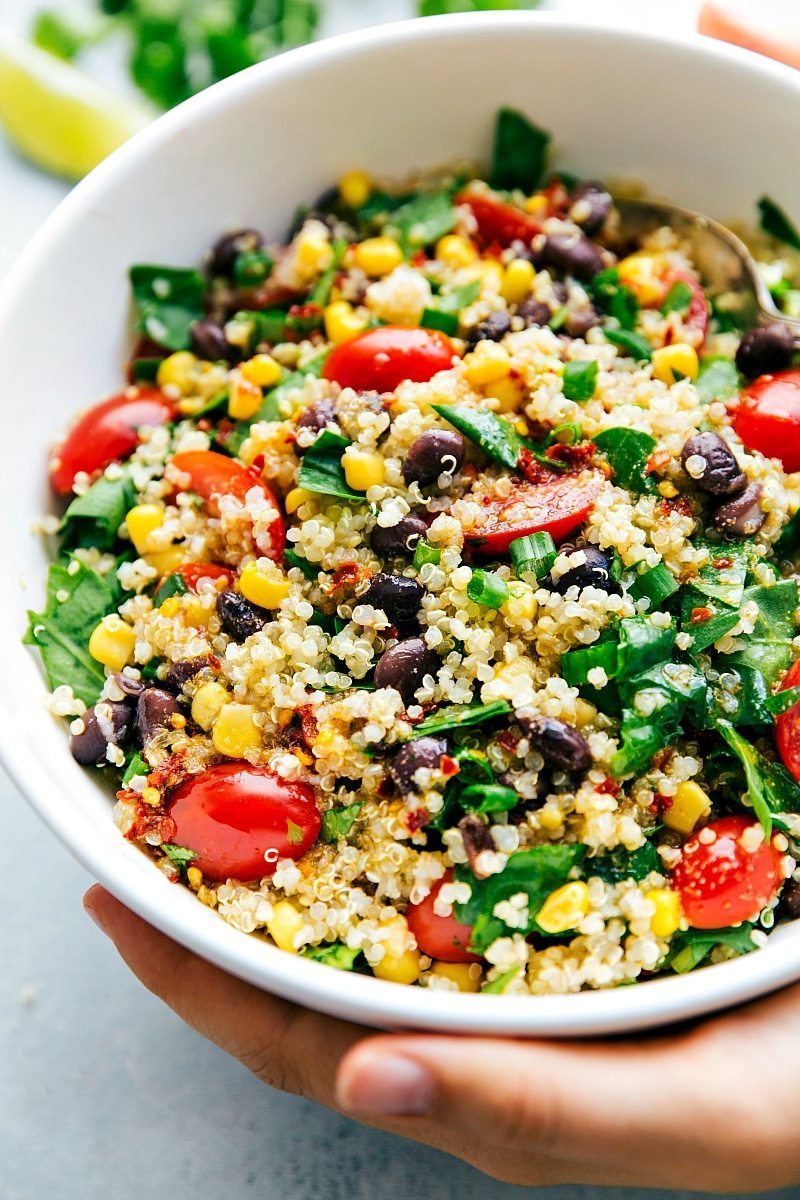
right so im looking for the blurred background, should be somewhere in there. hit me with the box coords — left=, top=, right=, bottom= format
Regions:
left=2, top=2, right=800, bottom=1199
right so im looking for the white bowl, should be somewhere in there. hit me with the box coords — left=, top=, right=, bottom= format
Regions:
left=3, top=12, right=800, bottom=1037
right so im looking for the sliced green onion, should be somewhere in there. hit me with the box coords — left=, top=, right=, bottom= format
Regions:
left=603, top=328, right=653, bottom=362
left=548, top=305, right=568, bottom=331
left=459, top=784, right=519, bottom=814
left=765, top=686, right=800, bottom=716
left=414, top=539, right=441, bottom=569
left=629, top=562, right=679, bottom=607
left=420, top=307, right=459, bottom=336
left=562, top=359, right=598, bottom=402
left=467, top=569, right=510, bottom=610
left=561, top=639, right=619, bottom=687
left=510, top=532, right=556, bottom=582
left=549, top=421, right=583, bottom=446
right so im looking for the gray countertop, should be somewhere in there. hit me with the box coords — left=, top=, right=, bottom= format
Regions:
left=1, top=2, right=799, bottom=1196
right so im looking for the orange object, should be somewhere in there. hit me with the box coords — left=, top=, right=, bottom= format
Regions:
left=699, top=3, right=800, bottom=71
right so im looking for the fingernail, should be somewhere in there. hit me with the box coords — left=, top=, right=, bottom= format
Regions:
left=83, top=897, right=108, bottom=936
left=337, top=1054, right=435, bottom=1116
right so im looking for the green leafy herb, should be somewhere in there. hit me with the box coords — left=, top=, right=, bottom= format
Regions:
left=233, top=248, right=274, bottom=288
left=590, top=268, right=639, bottom=330
left=161, top=843, right=199, bottom=868
left=611, top=660, right=707, bottom=777
left=706, top=664, right=771, bottom=728
left=129, top=264, right=205, bottom=352
left=628, top=562, right=679, bottom=608
left=775, top=510, right=800, bottom=558
left=490, top=106, right=551, bottom=193
left=321, top=802, right=363, bottom=844
left=122, top=752, right=149, bottom=787
left=286, top=819, right=304, bottom=846
left=690, top=540, right=750, bottom=609
left=25, top=558, right=121, bottom=705
left=766, top=686, right=800, bottom=716
left=467, top=568, right=509, bottom=610
left=661, top=279, right=693, bottom=315
left=130, top=357, right=163, bottom=382
left=481, top=965, right=521, bottom=994
left=588, top=842, right=661, bottom=884
left=681, top=591, right=741, bottom=654
left=459, top=784, right=519, bottom=815
left=722, top=580, right=799, bottom=685
left=716, top=721, right=800, bottom=836
left=562, top=359, right=598, bottom=402
left=758, top=195, right=800, bottom=251
left=668, top=924, right=758, bottom=974
left=432, top=404, right=522, bottom=470
left=387, top=189, right=456, bottom=252
left=33, top=6, right=110, bottom=59
left=301, top=942, right=362, bottom=970
left=411, top=700, right=512, bottom=739
left=298, top=431, right=364, bottom=502
left=603, top=328, right=653, bottom=362
left=225, top=351, right=328, bottom=455
left=593, top=427, right=658, bottom=493
left=153, top=570, right=188, bottom=607
left=59, top=472, right=135, bottom=552
left=430, top=748, right=495, bottom=832
left=284, top=548, right=318, bottom=581
left=455, top=844, right=586, bottom=953
left=694, top=355, right=741, bottom=404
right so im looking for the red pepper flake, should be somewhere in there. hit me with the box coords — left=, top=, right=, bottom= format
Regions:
left=148, top=750, right=192, bottom=797
left=691, top=605, right=714, bottom=624
left=208, top=653, right=222, bottom=671
left=439, top=754, right=460, bottom=778
left=595, top=777, right=621, bottom=796
left=327, top=561, right=368, bottom=593
left=197, top=418, right=212, bottom=432
left=498, top=729, right=520, bottom=754
left=650, top=792, right=674, bottom=817
left=123, top=803, right=176, bottom=845
left=404, top=806, right=429, bottom=833
left=517, top=447, right=554, bottom=485
left=296, top=703, right=318, bottom=748
left=658, top=496, right=693, bottom=518
left=651, top=748, right=674, bottom=772
left=546, top=439, right=597, bottom=467
left=410, top=250, right=428, bottom=268
left=712, top=556, right=734, bottom=569
left=249, top=453, right=266, bottom=475
left=646, top=448, right=671, bottom=476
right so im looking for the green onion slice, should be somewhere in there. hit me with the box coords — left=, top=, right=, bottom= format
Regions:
left=467, top=569, right=510, bottom=610
left=510, top=532, right=556, bottom=581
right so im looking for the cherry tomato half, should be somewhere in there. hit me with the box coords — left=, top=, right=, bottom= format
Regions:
left=732, top=369, right=800, bottom=473
left=456, top=191, right=541, bottom=248
left=672, top=815, right=784, bottom=929
left=775, top=657, right=800, bottom=783
left=465, top=472, right=604, bottom=555
left=406, top=872, right=480, bottom=963
left=322, top=326, right=455, bottom=393
left=50, top=386, right=176, bottom=495
left=167, top=762, right=321, bottom=883
left=170, top=449, right=285, bottom=561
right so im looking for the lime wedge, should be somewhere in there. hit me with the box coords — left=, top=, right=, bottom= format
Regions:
left=0, top=32, right=151, bottom=181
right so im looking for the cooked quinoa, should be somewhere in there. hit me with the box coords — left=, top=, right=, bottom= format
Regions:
left=28, top=108, right=800, bottom=995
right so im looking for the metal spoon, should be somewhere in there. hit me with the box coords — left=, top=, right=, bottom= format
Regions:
left=615, top=197, right=800, bottom=341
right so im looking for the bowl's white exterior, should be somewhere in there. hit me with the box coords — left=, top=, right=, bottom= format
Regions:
left=3, top=13, right=800, bottom=1036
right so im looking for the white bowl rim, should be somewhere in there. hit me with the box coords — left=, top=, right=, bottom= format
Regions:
left=4, top=11, right=800, bottom=1036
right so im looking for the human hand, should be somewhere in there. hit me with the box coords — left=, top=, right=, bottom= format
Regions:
left=84, top=884, right=798, bottom=1191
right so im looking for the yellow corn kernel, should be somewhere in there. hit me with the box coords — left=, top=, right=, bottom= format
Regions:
left=574, top=698, right=598, bottom=728
left=295, top=228, right=334, bottom=274
left=141, top=786, right=161, bottom=808
left=342, top=448, right=385, bottom=492
left=658, top=480, right=679, bottom=499
left=159, top=597, right=181, bottom=619
left=464, top=342, right=511, bottom=387
left=663, top=780, right=711, bottom=834
left=228, top=373, right=263, bottom=421
left=186, top=866, right=203, bottom=890
left=523, top=193, right=548, bottom=216
left=617, top=253, right=665, bottom=306
left=285, top=487, right=314, bottom=515
left=652, top=343, right=699, bottom=386
left=157, top=351, right=197, bottom=394
left=538, top=804, right=563, bottom=832
left=241, top=353, right=282, bottom=389
left=267, top=901, right=304, bottom=953
left=339, top=169, right=371, bottom=209
left=646, top=888, right=683, bottom=938
left=126, top=503, right=165, bottom=555
left=430, top=962, right=481, bottom=993
left=238, top=561, right=291, bottom=609
left=501, top=257, right=536, bottom=305
left=88, top=615, right=136, bottom=671
left=354, top=236, right=404, bottom=277
left=212, top=702, right=261, bottom=758
left=374, top=948, right=422, bottom=985
left=145, top=546, right=188, bottom=576
left=191, top=681, right=229, bottom=732
left=324, top=300, right=367, bottom=345
left=183, top=596, right=211, bottom=628
left=502, top=582, right=537, bottom=624
left=436, top=234, right=477, bottom=269
left=486, top=376, right=525, bottom=412
left=536, top=881, right=591, bottom=934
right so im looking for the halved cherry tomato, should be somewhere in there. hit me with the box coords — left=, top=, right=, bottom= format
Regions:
left=50, top=386, right=176, bottom=495
left=170, top=450, right=285, bottom=561
left=406, top=872, right=480, bottom=963
left=775, top=657, right=800, bottom=783
left=456, top=190, right=541, bottom=248
left=466, top=471, right=604, bottom=555
left=666, top=269, right=709, bottom=342
left=167, top=762, right=321, bottom=883
left=171, top=562, right=234, bottom=592
left=732, top=369, right=800, bottom=473
left=672, top=814, right=784, bottom=929
left=323, top=326, right=455, bottom=393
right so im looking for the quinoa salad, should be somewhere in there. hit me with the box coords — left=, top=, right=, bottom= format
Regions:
left=28, top=109, right=800, bottom=996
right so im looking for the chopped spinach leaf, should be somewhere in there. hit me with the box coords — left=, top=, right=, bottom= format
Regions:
left=716, top=721, right=800, bottom=836
left=722, top=580, right=799, bottom=685
left=459, top=783, right=518, bottom=815
left=490, top=107, right=551, bottom=193
left=301, top=942, right=362, bottom=970
left=122, top=752, right=149, bottom=787
left=562, top=359, right=598, bottom=401
left=590, top=268, right=639, bottom=330
left=161, top=843, right=199, bottom=868
left=588, top=841, right=661, bottom=884
left=129, top=264, right=205, bottom=352
left=226, top=352, right=329, bottom=455
left=432, top=404, right=522, bottom=470
left=660, top=279, right=693, bottom=315
left=758, top=195, right=800, bottom=251
left=387, top=189, right=456, bottom=251
left=298, top=430, right=364, bottom=502
left=668, top=924, right=758, bottom=974
left=775, top=510, right=800, bottom=557
left=593, top=427, right=658, bottom=493
left=694, top=355, right=741, bottom=403
left=603, top=328, right=653, bottom=361
left=284, top=548, right=319, bottom=581
left=59, top=472, right=135, bottom=552
left=411, top=700, right=512, bottom=739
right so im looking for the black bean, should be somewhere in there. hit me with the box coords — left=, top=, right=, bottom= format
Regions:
left=781, top=878, right=800, bottom=920
left=466, top=311, right=511, bottom=349
left=458, top=814, right=495, bottom=877
left=517, top=713, right=592, bottom=773
left=209, top=228, right=263, bottom=276
left=712, top=482, right=766, bottom=538
left=136, top=688, right=182, bottom=743
left=360, top=573, right=424, bottom=626
left=547, top=546, right=619, bottom=595
left=390, top=735, right=448, bottom=792
left=542, top=233, right=605, bottom=281
left=403, top=429, right=465, bottom=487
left=295, top=398, right=336, bottom=441
left=735, top=322, right=795, bottom=379
left=190, top=320, right=236, bottom=363
left=569, top=181, right=613, bottom=236
left=374, top=638, right=439, bottom=706
left=369, top=516, right=428, bottom=559
left=515, top=299, right=552, bottom=329
left=69, top=701, right=133, bottom=766
left=163, top=657, right=210, bottom=693
left=565, top=304, right=599, bottom=339
left=680, top=432, right=747, bottom=497
left=217, top=590, right=266, bottom=641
